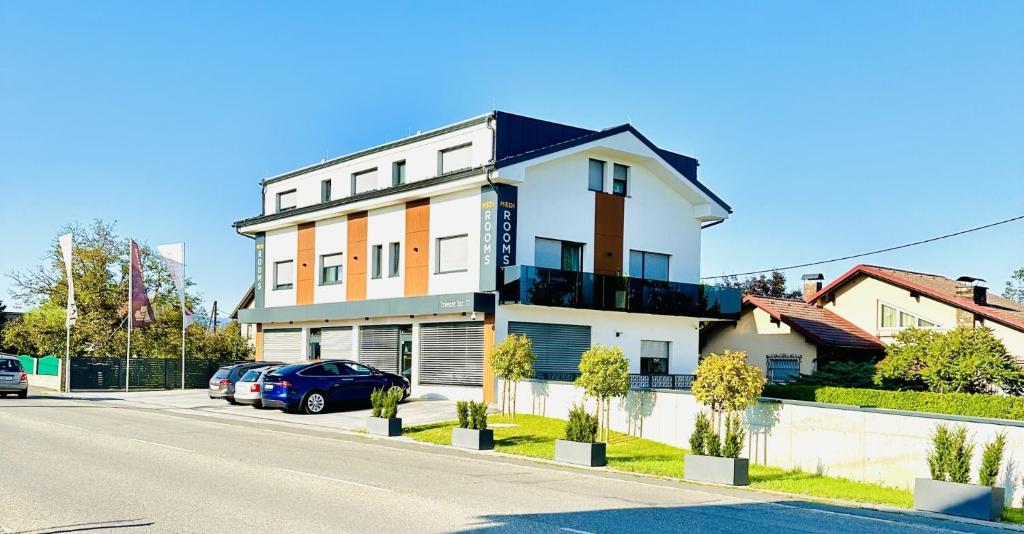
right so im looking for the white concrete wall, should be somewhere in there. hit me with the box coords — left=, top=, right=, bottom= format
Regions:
left=496, top=305, right=701, bottom=375
left=504, top=379, right=1024, bottom=504
left=366, top=205, right=406, bottom=299
left=264, top=226, right=297, bottom=308
left=428, top=188, right=481, bottom=295
left=313, top=216, right=347, bottom=304
left=701, top=307, right=819, bottom=375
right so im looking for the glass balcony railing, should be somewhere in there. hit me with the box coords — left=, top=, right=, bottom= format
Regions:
left=499, top=265, right=741, bottom=320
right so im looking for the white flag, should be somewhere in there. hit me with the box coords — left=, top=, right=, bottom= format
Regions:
left=59, top=233, right=77, bottom=327
left=157, top=243, right=192, bottom=327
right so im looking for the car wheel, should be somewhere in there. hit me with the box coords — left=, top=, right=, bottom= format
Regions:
left=0, top=393, right=7, bottom=398
left=226, top=397, right=238, bottom=405
left=17, top=391, right=27, bottom=399
left=253, top=400, right=263, bottom=409
left=302, top=391, right=327, bottom=415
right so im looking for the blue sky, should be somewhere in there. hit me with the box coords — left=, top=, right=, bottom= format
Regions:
left=1, top=1, right=1022, bottom=314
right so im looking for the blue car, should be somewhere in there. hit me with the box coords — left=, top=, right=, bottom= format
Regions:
left=261, top=360, right=410, bottom=414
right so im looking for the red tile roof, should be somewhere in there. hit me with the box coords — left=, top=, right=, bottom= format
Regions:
left=744, top=295, right=884, bottom=350
left=807, top=265, right=1024, bottom=333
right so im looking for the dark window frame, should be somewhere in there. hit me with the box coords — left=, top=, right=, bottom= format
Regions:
left=392, top=160, right=406, bottom=187
left=319, top=253, right=343, bottom=286
left=351, top=167, right=379, bottom=196
left=612, top=163, right=629, bottom=196
left=588, top=158, right=606, bottom=192
left=320, top=179, right=332, bottom=203
left=436, top=234, right=469, bottom=274
left=276, top=189, right=297, bottom=213
left=438, top=143, right=473, bottom=175
left=273, top=260, right=294, bottom=290
left=629, top=249, right=670, bottom=281
left=371, top=244, right=383, bottom=279
left=389, top=242, right=401, bottom=278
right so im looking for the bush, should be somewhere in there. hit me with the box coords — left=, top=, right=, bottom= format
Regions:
left=980, top=433, right=1007, bottom=487
left=690, top=412, right=710, bottom=455
left=705, top=430, right=722, bottom=457
left=790, top=361, right=877, bottom=388
left=927, top=424, right=952, bottom=481
left=370, top=386, right=403, bottom=419
left=456, top=401, right=470, bottom=429
left=947, top=425, right=974, bottom=484
left=565, top=403, right=598, bottom=443
left=762, top=385, right=1024, bottom=421
left=470, top=401, right=488, bottom=430
left=722, top=414, right=745, bottom=459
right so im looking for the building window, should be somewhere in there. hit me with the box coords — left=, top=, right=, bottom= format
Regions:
left=880, top=302, right=940, bottom=330
left=439, top=143, right=472, bottom=175
left=371, top=244, right=383, bottom=279
left=629, top=250, right=670, bottom=281
left=389, top=242, right=401, bottom=277
left=392, top=160, right=406, bottom=186
left=308, top=328, right=321, bottom=360
left=535, top=238, right=583, bottom=272
left=766, top=354, right=801, bottom=385
left=612, top=163, right=629, bottom=196
left=588, top=159, right=605, bottom=192
left=352, top=168, right=378, bottom=195
left=273, top=260, right=294, bottom=290
left=436, top=234, right=468, bottom=273
left=321, top=179, right=332, bottom=203
left=276, top=190, right=297, bottom=212
left=640, top=340, right=670, bottom=375
left=320, top=253, right=343, bottom=285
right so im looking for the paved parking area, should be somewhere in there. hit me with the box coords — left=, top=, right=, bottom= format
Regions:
left=66, top=389, right=456, bottom=433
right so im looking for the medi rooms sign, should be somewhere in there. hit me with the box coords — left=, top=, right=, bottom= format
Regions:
left=479, top=184, right=517, bottom=291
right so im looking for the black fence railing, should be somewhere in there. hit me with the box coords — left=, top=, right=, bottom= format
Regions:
left=70, top=356, right=250, bottom=391
left=532, top=371, right=696, bottom=391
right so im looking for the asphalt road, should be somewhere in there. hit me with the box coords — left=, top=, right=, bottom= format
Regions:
left=0, top=395, right=1006, bottom=534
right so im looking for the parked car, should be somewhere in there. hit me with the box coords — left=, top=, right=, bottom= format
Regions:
left=262, top=360, right=410, bottom=414
left=209, top=361, right=278, bottom=404
left=0, top=355, right=28, bottom=399
left=234, top=365, right=281, bottom=409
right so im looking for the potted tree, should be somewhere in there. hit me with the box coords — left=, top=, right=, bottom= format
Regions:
left=490, top=334, right=535, bottom=417
left=574, top=344, right=630, bottom=443
left=913, top=425, right=1006, bottom=521
left=452, top=400, right=494, bottom=450
left=555, top=403, right=605, bottom=466
left=366, top=386, right=404, bottom=437
left=685, top=350, right=764, bottom=486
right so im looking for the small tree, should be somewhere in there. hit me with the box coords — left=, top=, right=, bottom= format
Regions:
left=490, top=334, right=535, bottom=417
left=575, top=344, right=630, bottom=443
left=979, top=433, right=1007, bottom=487
left=689, top=411, right=711, bottom=455
left=721, top=414, right=745, bottom=459
left=692, top=350, right=765, bottom=431
left=926, top=424, right=952, bottom=481
left=947, top=425, right=974, bottom=484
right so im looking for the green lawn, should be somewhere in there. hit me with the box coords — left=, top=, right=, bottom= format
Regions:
left=406, top=413, right=1022, bottom=522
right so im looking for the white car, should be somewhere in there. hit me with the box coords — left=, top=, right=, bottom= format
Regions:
left=233, top=365, right=280, bottom=409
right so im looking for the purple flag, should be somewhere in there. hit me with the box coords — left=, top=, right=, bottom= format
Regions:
left=130, top=240, right=155, bottom=328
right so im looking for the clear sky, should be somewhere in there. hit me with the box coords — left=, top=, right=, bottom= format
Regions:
left=1, top=1, right=1022, bottom=315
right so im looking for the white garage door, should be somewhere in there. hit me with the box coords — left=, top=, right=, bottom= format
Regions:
left=321, top=327, right=353, bottom=359
left=263, top=328, right=304, bottom=362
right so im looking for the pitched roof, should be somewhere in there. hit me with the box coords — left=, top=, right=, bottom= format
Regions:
left=743, top=295, right=885, bottom=350
left=808, top=265, right=1024, bottom=333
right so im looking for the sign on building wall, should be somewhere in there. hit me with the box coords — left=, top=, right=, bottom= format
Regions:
left=479, top=184, right=518, bottom=291
left=254, top=233, right=265, bottom=308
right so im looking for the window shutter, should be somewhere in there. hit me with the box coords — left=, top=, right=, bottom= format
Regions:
left=320, top=327, right=353, bottom=359
left=263, top=329, right=303, bottom=362
left=358, top=325, right=399, bottom=374
left=640, top=340, right=669, bottom=360
left=508, top=322, right=591, bottom=374
left=419, top=322, right=484, bottom=386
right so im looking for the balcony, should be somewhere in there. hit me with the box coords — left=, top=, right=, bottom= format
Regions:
left=499, top=265, right=741, bottom=320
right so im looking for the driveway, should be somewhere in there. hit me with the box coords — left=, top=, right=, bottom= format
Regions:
left=68, top=389, right=456, bottom=433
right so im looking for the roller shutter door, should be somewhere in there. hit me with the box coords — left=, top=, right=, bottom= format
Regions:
left=320, top=327, right=353, bottom=359
left=358, top=325, right=399, bottom=374
left=508, top=322, right=591, bottom=374
left=263, top=329, right=304, bottom=362
left=419, top=322, right=484, bottom=386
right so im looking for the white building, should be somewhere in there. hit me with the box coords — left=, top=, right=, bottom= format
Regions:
left=233, top=111, right=739, bottom=401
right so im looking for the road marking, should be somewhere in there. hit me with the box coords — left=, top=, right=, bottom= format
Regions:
left=129, top=438, right=193, bottom=453
left=560, top=528, right=595, bottom=534
left=273, top=467, right=389, bottom=492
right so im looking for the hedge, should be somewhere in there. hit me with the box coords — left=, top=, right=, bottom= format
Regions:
left=761, top=385, right=1024, bottom=421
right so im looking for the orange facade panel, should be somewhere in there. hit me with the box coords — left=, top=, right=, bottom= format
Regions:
left=296, top=222, right=316, bottom=305
left=347, top=212, right=368, bottom=301
left=594, top=192, right=625, bottom=276
left=404, top=199, right=430, bottom=296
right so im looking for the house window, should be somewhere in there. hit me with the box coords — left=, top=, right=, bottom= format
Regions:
left=640, top=340, right=670, bottom=375
left=371, top=244, right=383, bottom=279
left=321, top=179, right=332, bottom=203
left=629, top=250, right=670, bottom=281
left=439, top=144, right=472, bottom=174
left=352, top=168, right=378, bottom=195
left=436, top=234, right=468, bottom=273
left=389, top=242, right=400, bottom=277
left=535, top=238, right=583, bottom=272
left=392, top=161, right=406, bottom=186
left=276, top=190, right=297, bottom=212
left=879, top=302, right=940, bottom=330
left=766, top=354, right=801, bottom=384
left=612, top=163, right=629, bottom=196
left=588, top=159, right=605, bottom=192
left=320, top=253, right=343, bottom=285
left=273, top=260, right=294, bottom=290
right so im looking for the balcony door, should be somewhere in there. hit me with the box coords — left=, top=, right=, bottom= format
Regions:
left=535, top=238, right=583, bottom=272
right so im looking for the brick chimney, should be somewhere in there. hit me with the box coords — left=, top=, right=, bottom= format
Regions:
left=801, top=273, right=824, bottom=301
left=954, top=276, right=987, bottom=327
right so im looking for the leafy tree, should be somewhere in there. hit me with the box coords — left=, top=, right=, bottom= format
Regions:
left=489, top=334, right=535, bottom=417
left=692, top=349, right=765, bottom=431
left=722, top=270, right=802, bottom=300
left=1004, top=267, right=1024, bottom=304
left=575, top=344, right=630, bottom=443
left=873, top=328, right=938, bottom=390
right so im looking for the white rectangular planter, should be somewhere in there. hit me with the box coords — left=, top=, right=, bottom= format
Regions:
left=452, top=428, right=494, bottom=450
left=366, top=417, right=402, bottom=437
left=684, top=454, right=749, bottom=486
left=913, top=478, right=1004, bottom=521
left=554, top=439, right=606, bottom=467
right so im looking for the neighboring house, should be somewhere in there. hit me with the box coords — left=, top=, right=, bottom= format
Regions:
left=700, top=295, right=884, bottom=384
left=232, top=110, right=739, bottom=401
left=229, top=285, right=256, bottom=347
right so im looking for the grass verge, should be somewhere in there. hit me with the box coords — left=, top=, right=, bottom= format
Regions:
left=405, top=414, right=1022, bottom=523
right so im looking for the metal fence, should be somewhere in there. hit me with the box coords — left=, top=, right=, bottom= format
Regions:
left=69, top=356, right=249, bottom=391
left=533, top=371, right=696, bottom=391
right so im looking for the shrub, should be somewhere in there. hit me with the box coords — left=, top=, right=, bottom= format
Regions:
left=370, top=386, right=403, bottom=419
left=947, top=425, right=974, bottom=484
left=456, top=401, right=470, bottom=429
left=565, top=403, right=598, bottom=443
left=722, top=413, right=745, bottom=459
left=791, top=361, right=877, bottom=388
left=762, top=385, right=1024, bottom=421
left=689, top=412, right=710, bottom=456
left=926, top=424, right=952, bottom=481
left=576, top=344, right=630, bottom=443
left=980, top=433, right=1007, bottom=487
left=469, top=401, right=488, bottom=430
left=705, top=430, right=722, bottom=457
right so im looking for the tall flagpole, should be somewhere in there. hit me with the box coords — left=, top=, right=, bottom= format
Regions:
left=181, top=244, right=186, bottom=390
left=126, top=239, right=132, bottom=393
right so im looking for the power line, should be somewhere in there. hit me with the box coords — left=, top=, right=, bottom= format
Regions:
left=702, top=213, right=1024, bottom=280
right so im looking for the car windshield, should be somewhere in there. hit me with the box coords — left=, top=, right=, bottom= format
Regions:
left=240, top=370, right=261, bottom=381
left=271, top=363, right=306, bottom=376
left=0, top=359, right=22, bottom=372
left=213, top=368, right=230, bottom=379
